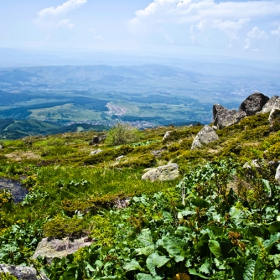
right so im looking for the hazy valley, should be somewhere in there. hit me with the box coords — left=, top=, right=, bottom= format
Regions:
left=1, top=60, right=280, bottom=139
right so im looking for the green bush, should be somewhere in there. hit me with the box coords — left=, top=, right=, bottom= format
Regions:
left=105, top=123, right=141, bottom=146
left=43, top=214, right=85, bottom=239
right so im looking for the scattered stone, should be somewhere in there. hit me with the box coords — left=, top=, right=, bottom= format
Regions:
left=275, top=165, right=280, bottom=184
left=243, top=159, right=260, bottom=169
left=239, top=92, right=269, bottom=116
left=32, top=237, right=93, bottom=263
left=116, top=155, right=125, bottom=162
left=0, top=264, right=49, bottom=280
left=191, top=125, right=219, bottom=150
left=150, top=149, right=166, bottom=157
left=213, top=104, right=245, bottom=129
left=0, top=178, right=28, bottom=203
left=163, top=131, right=172, bottom=141
left=89, top=135, right=106, bottom=145
left=142, top=163, right=180, bottom=182
left=89, top=149, right=103, bottom=156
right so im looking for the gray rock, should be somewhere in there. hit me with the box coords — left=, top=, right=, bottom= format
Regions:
left=239, top=92, right=269, bottom=116
left=260, top=96, right=280, bottom=114
left=89, top=135, right=106, bottom=145
left=32, top=237, right=93, bottom=263
left=269, top=108, right=280, bottom=124
left=191, top=125, right=219, bottom=150
left=150, top=149, right=166, bottom=157
left=276, top=165, right=280, bottom=183
left=89, top=149, right=103, bottom=156
left=142, top=163, right=180, bottom=182
left=213, top=104, right=245, bottom=129
left=163, top=131, right=172, bottom=141
left=243, top=159, right=260, bottom=169
left=116, top=155, right=125, bottom=162
left=0, top=264, right=49, bottom=280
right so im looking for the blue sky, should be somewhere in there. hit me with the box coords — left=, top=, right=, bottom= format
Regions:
left=1, top=0, right=280, bottom=61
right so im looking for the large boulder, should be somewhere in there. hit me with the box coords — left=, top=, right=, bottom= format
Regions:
left=32, top=237, right=93, bottom=263
left=191, top=125, right=219, bottom=150
left=0, top=264, right=49, bottom=280
left=260, top=96, right=280, bottom=114
left=142, top=163, right=180, bottom=182
left=239, top=92, right=269, bottom=116
left=213, top=104, right=245, bottom=129
left=89, top=135, right=106, bottom=145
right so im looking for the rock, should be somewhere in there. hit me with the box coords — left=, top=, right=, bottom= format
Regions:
left=213, top=104, right=245, bottom=129
left=89, top=135, right=106, bottom=145
left=89, top=149, right=103, bottom=156
left=269, top=107, right=280, bottom=124
left=116, top=155, right=125, bottom=162
left=142, top=163, right=180, bottom=182
left=239, top=92, right=269, bottom=116
left=276, top=165, right=280, bottom=183
left=260, top=96, right=280, bottom=114
left=243, top=159, right=260, bottom=169
left=0, top=264, right=49, bottom=280
left=191, top=125, right=219, bottom=150
left=0, top=145, right=2, bottom=150
left=163, top=131, right=172, bottom=141
left=32, top=237, right=93, bottom=263
left=150, top=149, right=166, bottom=157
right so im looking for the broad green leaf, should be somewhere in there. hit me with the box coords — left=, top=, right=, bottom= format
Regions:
left=199, top=258, right=211, bottom=275
left=162, top=236, right=186, bottom=262
left=136, top=245, right=155, bottom=256
left=146, top=252, right=169, bottom=277
left=268, top=222, right=280, bottom=234
left=123, top=259, right=143, bottom=272
left=189, top=268, right=210, bottom=279
left=244, top=259, right=255, bottom=280
left=191, top=198, right=208, bottom=208
left=263, top=233, right=280, bottom=252
left=243, top=258, right=266, bottom=280
left=138, top=229, right=154, bottom=247
left=136, top=273, right=161, bottom=280
left=208, top=240, right=222, bottom=259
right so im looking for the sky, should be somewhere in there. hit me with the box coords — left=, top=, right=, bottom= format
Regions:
left=1, top=0, right=280, bottom=62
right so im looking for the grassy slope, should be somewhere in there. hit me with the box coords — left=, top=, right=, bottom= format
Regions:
left=0, top=113, right=280, bottom=278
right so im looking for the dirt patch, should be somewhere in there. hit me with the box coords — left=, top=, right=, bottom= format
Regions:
left=5, top=151, right=41, bottom=162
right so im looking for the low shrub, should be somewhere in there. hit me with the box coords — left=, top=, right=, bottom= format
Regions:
left=105, top=123, right=142, bottom=146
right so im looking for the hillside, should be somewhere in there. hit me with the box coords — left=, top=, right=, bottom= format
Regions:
left=1, top=93, right=280, bottom=279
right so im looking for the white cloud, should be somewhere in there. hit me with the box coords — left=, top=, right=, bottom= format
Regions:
left=247, top=27, right=268, bottom=39
left=271, top=26, right=280, bottom=36
left=35, top=0, right=87, bottom=30
left=38, top=0, right=87, bottom=18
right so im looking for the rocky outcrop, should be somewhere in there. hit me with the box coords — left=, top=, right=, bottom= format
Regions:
left=213, top=104, right=245, bottom=129
left=213, top=92, right=270, bottom=130
left=0, top=264, right=49, bottom=280
left=142, top=163, right=180, bottom=182
left=191, top=125, right=219, bottom=150
left=260, top=96, right=280, bottom=114
left=239, top=92, right=269, bottom=116
left=32, top=237, right=93, bottom=263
